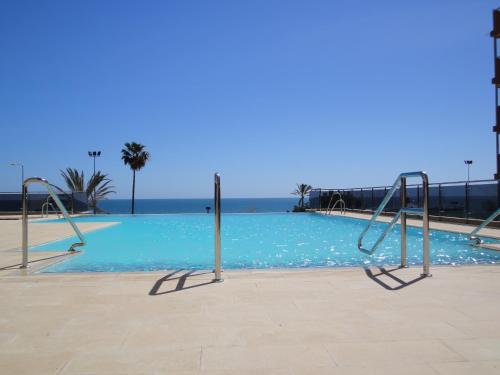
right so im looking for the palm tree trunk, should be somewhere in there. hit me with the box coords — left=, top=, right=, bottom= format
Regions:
left=131, top=170, right=136, bottom=214
left=300, top=194, right=304, bottom=208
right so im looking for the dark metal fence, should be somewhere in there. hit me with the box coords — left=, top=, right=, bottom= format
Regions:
left=310, top=179, right=500, bottom=220
left=0, top=191, right=88, bottom=213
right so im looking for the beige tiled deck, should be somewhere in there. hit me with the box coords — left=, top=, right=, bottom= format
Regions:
left=0, top=215, right=119, bottom=252
left=1, top=217, right=500, bottom=374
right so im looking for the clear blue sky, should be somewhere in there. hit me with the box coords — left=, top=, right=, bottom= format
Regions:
left=0, top=0, right=498, bottom=198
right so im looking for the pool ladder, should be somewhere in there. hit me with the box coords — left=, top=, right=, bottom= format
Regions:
left=469, top=207, right=500, bottom=245
left=357, top=171, right=431, bottom=277
left=41, top=196, right=61, bottom=219
left=21, top=177, right=86, bottom=268
left=326, top=191, right=346, bottom=215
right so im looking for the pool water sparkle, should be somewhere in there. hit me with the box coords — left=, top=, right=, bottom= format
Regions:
left=33, top=213, right=500, bottom=272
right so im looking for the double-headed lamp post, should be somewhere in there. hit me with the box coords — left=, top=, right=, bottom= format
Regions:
left=9, top=162, right=24, bottom=189
left=464, top=160, right=473, bottom=183
left=88, top=151, right=101, bottom=214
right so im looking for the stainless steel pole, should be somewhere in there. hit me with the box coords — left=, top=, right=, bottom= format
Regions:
left=214, top=173, right=222, bottom=282
left=400, top=177, right=407, bottom=268
left=495, top=34, right=499, bottom=179
left=422, top=173, right=431, bottom=276
left=21, top=182, right=28, bottom=268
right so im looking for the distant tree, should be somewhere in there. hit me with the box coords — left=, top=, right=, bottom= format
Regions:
left=292, top=183, right=312, bottom=209
left=60, top=168, right=115, bottom=211
left=121, top=142, right=150, bottom=214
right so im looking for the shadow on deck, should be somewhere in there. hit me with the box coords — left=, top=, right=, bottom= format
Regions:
left=149, top=270, right=218, bottom=295
left=0, top=252, right=74, bottom=272
left=364, top=266, right=428, bottom=290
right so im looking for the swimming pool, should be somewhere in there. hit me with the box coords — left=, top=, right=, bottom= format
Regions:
left=33, top=213, right=500, bottom=272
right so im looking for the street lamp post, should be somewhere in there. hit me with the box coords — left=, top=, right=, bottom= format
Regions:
left=464, top=160, right=473, bottom=182
left=88, top=151, right=101, bottom=214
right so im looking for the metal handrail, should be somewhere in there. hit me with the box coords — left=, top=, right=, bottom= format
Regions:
left=21, top=177, right=86, bottom=268
left=41, top=196, right=61, bottom=218
left=469, top=207, right=500, bottom=244
left=326, top=191, right=341, bottom=211
left=325, top=192, right=346, bottom=215
left=357, top=171, right=430, bottom=276
left=48, top=184, right=75, bottom=214
left=213, top=173, right=222, bottom=282
left=329, top=199, right=346, bottom=215
left=41, top=201, right=48, bottom=218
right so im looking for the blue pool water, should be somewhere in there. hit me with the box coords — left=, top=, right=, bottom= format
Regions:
left=33, top=213, right=500, bottom=273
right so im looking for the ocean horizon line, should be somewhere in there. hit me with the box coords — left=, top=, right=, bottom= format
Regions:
left=97, top=197, right=300, bottom=214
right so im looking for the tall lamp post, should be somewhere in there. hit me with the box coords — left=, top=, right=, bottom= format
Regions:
left=88, top=151, right=101, bottom=214
left=464, top=160, right=473, bottom=182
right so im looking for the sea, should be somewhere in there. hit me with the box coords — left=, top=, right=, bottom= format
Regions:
left=97, top=198, right=299, bottom=214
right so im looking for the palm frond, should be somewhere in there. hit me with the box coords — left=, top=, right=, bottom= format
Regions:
left=87, top=171, right=116, bottom=207
left=93, top=179, right=116, bottom=200
left=62, top=168, right=115, bottom=209
left=60, top=168, right=85, bottom=191
left=121, top=142, right=150, bottom=171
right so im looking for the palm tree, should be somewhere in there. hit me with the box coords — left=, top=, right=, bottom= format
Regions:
left=61, top=168, right=85, bottom=191
left=87, top=172, right=116, bottom=209
left=292, top=183, right=312, bottom=209
left=121, top=142, right=150, bottom=214
left=60, top=168, right=115, bottom=211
